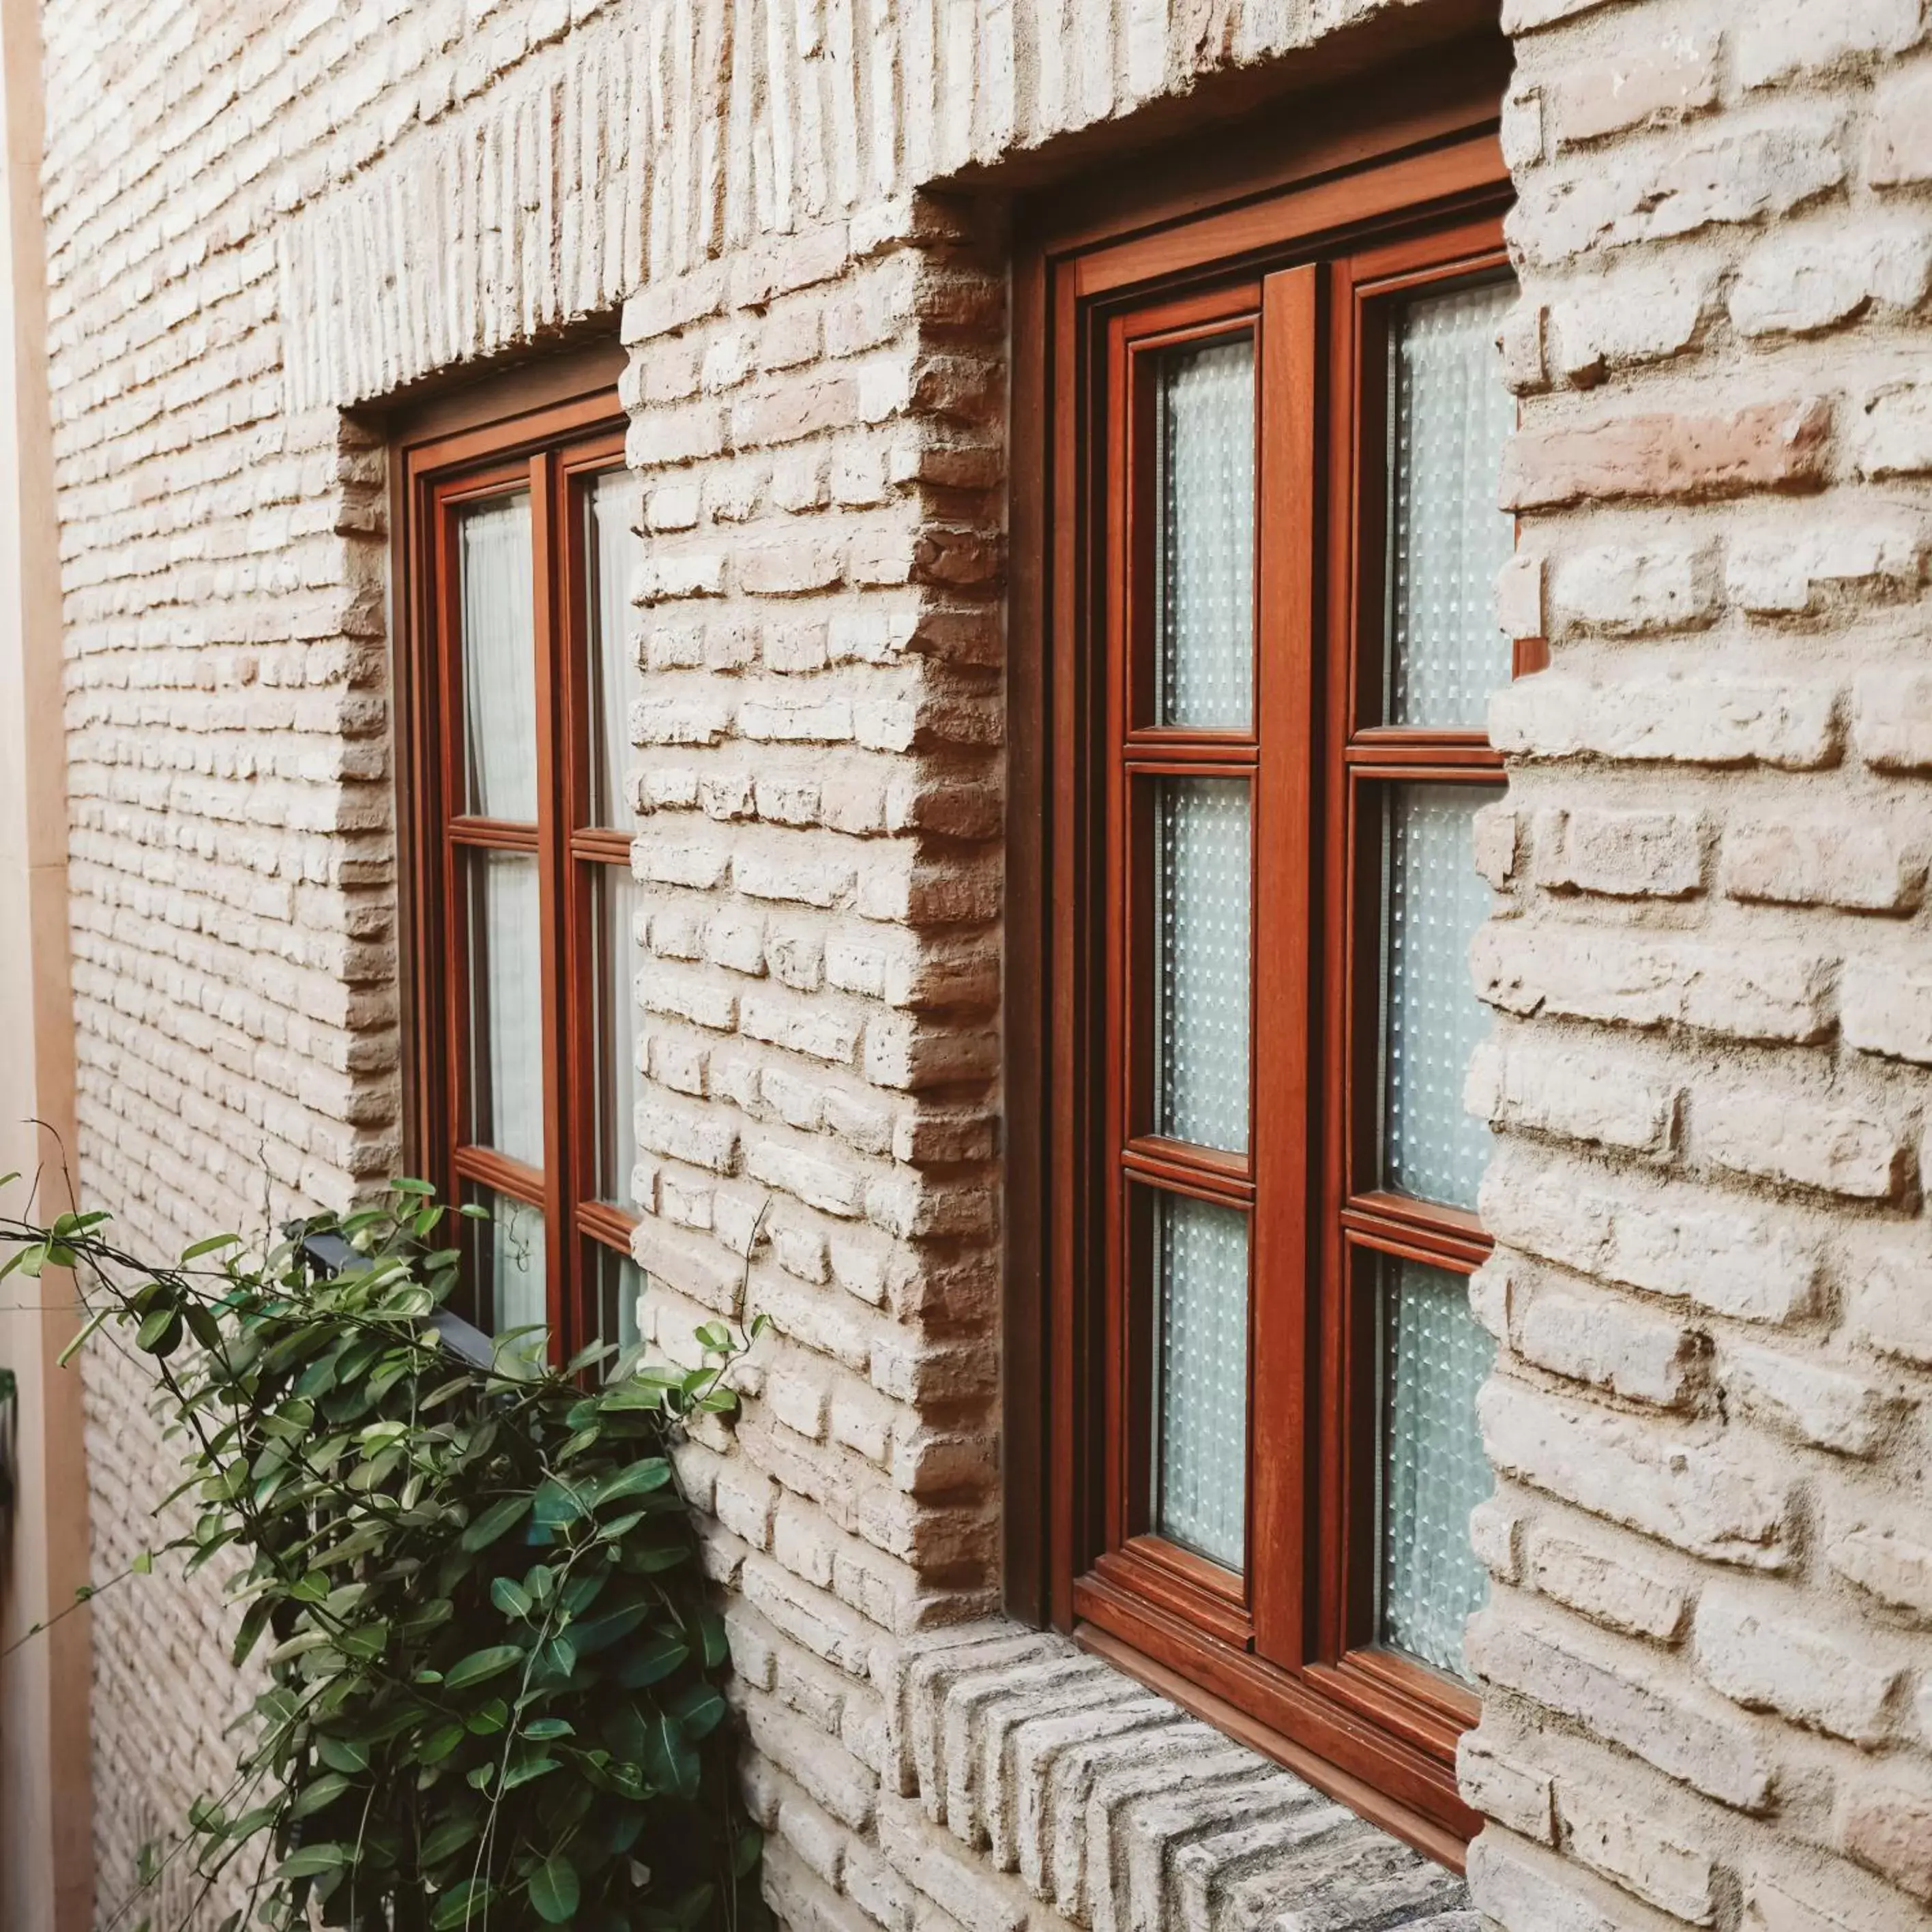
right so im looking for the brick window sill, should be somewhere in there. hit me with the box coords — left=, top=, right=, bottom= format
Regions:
left=878, top=1622, right=1478, bottom=1932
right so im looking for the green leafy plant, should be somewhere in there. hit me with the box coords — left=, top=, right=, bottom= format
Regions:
left=0, top=1177, right=768, bottom=1932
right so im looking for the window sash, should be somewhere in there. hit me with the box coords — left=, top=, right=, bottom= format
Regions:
left=1049, top=169, right=1517, bottom=1848
left=398, top=391, right=643, bottom=1366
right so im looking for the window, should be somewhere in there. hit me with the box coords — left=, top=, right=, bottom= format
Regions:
left=394, top=362, right=644, bottom=1363
left=1015, top=95, right=1523, bottom=1854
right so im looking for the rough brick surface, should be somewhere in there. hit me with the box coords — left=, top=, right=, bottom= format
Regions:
left=38, top=0, right=1932, bottom=1925
left=1469, top=5, right=1932, bottom=1924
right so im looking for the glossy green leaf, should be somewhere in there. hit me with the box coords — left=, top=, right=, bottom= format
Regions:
left=442, top=1643, right=525, bottom=1690
left=529, top=1852, right=580, bottom=1924
left=459, top=1493, right=532, bottom=1551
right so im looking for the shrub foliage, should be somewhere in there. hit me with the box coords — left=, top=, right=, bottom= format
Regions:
left=0, top=1178, right=765, bottom=1932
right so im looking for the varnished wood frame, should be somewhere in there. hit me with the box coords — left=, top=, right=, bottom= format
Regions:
left=1007, top=59, right=1514, bottom=1864
left=394, top=370, right=637, bottom=1364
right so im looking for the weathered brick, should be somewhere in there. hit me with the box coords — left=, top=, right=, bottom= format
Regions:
left=1730, top=220, right=1932, bottom=338
left=1723, top=816, right=1925, bottom=914
left=1695, top=1082, right=1905, bottom=1201
left=1499, top=400, right=1832, bottom=510
left=1546, top=33, right=1718, bottom=148
left=1491, top=672, right=1841, bottom=769
left=1839, top=1770, right=1932, bottom=1901
left=1534, top=808, right=1705, bottom=898
left=1724, top=1345, right=1906, bottom=1458
left=1530, top=1528, right=1692, bottom=1643
left=1853, top=667, right=1932, bottom=770
left=1467, top=1036, right=1680, bottom=1156
left=1467, top=1609, right=1778, bottom=1810
left=1550, top=540, right=1721, bottom=635
left=1727, top=508, right=1928, bottom=611
left=1735, top=0, right=1926, bottom=91
left=1826, top=1506, right=1932, bottom=1620
left=1695, top=1589, right=1904, bottom=1745
left=1480, top=1377, right=1793, bottom=1570
left=1868, top=61, right=1932, bottom=188
left=1557, top=1775, right=1719, bottom=1924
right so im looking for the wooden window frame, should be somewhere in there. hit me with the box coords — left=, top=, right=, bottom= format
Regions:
left=1006, top=55, right=1518, bottom=1864
left=392, top=354, right=636, bottom=1366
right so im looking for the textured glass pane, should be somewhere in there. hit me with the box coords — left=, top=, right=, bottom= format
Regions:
left=1386, top=279, right=1517, bottom=728
left=592, top=865, right=645, bottom=1205
left=1378, top=1255, right=1494, bottom=1680
left=1150, top=1190, right=1248, bottom=1570
left=465, top=850, right=544, bottom=1170
left=593, top=1242, right=644, bottom=1358
left=587, top=472, right=645, bottom=828
left=1380, top=784, right=1496, bottom=1211
left=1155, top=336, right=1255, bottom=728
left=1154, top=778, right=1251, bottom=1154
left=463, top=1184, right=547, bottom=1341
left=459, top=492, right=538, bottom=819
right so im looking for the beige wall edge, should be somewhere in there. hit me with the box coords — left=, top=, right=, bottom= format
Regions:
left=0, top=0, right=93, bottom=1922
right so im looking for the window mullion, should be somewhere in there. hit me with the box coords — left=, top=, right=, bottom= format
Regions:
left=1248, top=261, right=1321, bottom=1665
left=529, top=447, right=571, bottom=1362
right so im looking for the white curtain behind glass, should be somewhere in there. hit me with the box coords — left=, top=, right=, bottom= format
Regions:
left=459, top=493, right=538, bottom=821
left=467, top=852, right=545, bottom=1170
left=485, top=1192, right=548, bottom=1341
left=595, top=868, right=645, bottom=1205
left=587, top=473, right=645, bottom=826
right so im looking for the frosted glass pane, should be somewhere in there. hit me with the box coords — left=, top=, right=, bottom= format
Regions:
left=1154, top=779, right=1251, bottom=1154
left=1378, top=1255, right=1494, bottom=1680
left=593, top=1244, right=644, bottom=1358
left=1380, top=783, right=1496, bottom=1211
left=1386, top=279, right=1517, bottom=728
left=1154, top=336, right=1255, bottom=728
left=465, top=1185, right=548, bottom=1341
left=587, top=472, right=644, bottom=828
left=459, top=493, right=538, bottom=820
left=592, top=865, right=645, bottom=1205
left=465, top=850, right=544, bottom=1170
left=1150, top=1190, right=1248, bottom=1570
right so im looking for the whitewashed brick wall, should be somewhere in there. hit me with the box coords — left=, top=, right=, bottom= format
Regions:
left=1468, top=2, right=1932, bottom=1924
left=35, top=0, right=1932, bottom=1925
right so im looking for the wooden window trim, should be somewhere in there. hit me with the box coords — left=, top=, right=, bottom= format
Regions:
left=392, top=362, right=636, bottom=1365
left=1006, top=51, right=1514, bottom=1867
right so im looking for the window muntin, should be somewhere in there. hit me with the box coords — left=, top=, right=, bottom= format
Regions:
left=401, top=388, right=641, bottom=1365
left=1052, top=175, right=1518, bottom=1845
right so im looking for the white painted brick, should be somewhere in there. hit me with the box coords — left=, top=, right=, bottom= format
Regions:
left=1533, top=808, right=1704, bottom=898
left=1693, top=1590, right=1904, bottom=1746
left=1730, top=218, right=1932, bottom=338
left=1695, top=1083, right=1905, bottom=1201
left=1557, top=1775, right=1719, bottom=1924
left=1530, top=1529, right=1691, bottom=1642
left=1550, top=540, right=1721, bottom=634
left=1722, top=1345, right=1907, bottom=1458
left=1734, top=0, right=1927, bottom=91
left=1723, top=816, right=1925, bottom=913
left=1727, top=509, right=1928, bottom=613
left=1480, top=1377, right=1793, bottom=1570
